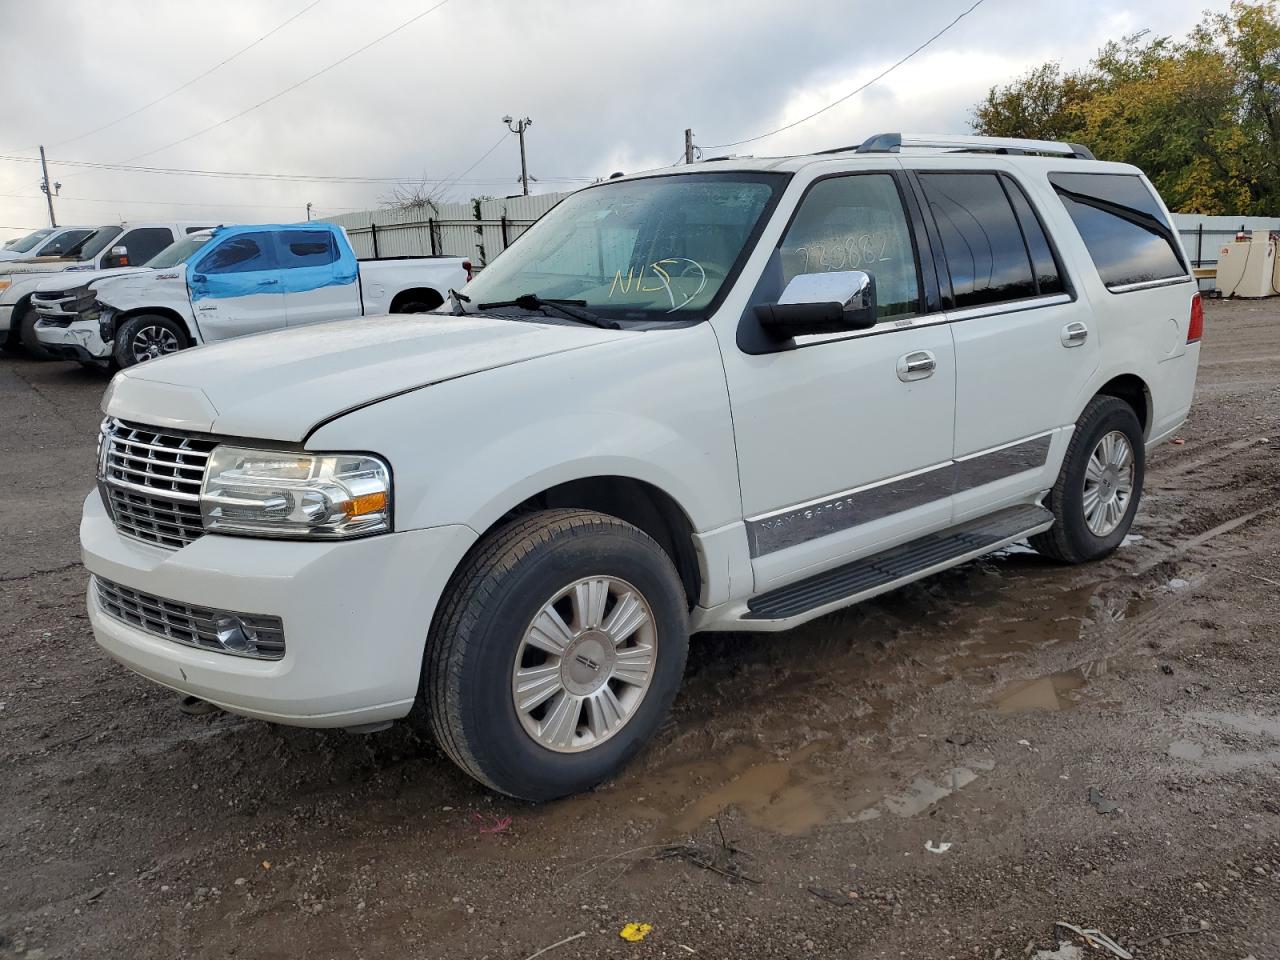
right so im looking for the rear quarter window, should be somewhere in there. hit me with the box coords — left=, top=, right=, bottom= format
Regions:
left=1049, top=172, right=1188, bottom=290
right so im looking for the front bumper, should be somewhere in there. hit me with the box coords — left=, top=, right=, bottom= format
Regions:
left=35, top=317, right=111, bottom=360
left=0, top=303, right=12, bottom=335
left=81, top=491, right=478, bottom=727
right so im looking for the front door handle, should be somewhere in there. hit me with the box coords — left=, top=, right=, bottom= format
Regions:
left=257, top=278, right=280, bottom=287
left=897, top=350, right=936, bottom=382
left=1061, top=321, right=1089, bottom=347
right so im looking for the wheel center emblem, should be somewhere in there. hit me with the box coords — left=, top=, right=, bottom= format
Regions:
left=562, top=632, right=616, bottom=694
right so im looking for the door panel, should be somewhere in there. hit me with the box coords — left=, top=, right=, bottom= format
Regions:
left=276, top=229, right=361, bottom=327
left=914, top=169, right=1100, bottom=516
left=721, top=171, right=958, bottom=590
left=731, top=324, right=957, bottom=587
left=188, top=233, right=285, bottom=342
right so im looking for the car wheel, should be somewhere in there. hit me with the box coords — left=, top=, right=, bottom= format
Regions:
left=1030, top=395, right=1145, bottom=564
left=422, top=509, right=689, bottom=801
left=113, top=314, right=187, bottom=368
left=17, top=303, right=52, bottom=361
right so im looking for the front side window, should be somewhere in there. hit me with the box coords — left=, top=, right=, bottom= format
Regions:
left=198, top=235, right=276, bottom=274
left=1049, top=172, right=1187, bottom=290
left=461, top=172, right=785, bottom=321
left=117, top=228, right=175, bottom=265
left=919, top=172, right=1037, bottom=308
left=778, top=173, right=922, bottom=319
left=275, top=230, right=338, bottom=269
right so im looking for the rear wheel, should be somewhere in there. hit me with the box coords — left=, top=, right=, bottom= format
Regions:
left=113, top=314, right=187, bottom=368
left=1031, top=396, right=1144, bottom=564
left=422, top=509, right=688, bottom=801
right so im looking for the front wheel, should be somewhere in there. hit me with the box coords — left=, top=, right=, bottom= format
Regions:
left=1030, top=395, right=1145, bottom=564
left=17, top=304, right=52, bottom=360
left=113, top=314, right=187, bottom=368
left=422, top=509, right=689, bottom=801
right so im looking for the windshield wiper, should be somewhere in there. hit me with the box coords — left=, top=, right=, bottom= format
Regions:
left=447, top=288, right=471, bottom=316
left=476, top=293, right=620, bottom=330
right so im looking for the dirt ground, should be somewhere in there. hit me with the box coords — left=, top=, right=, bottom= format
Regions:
left=2, top=298, right=1279, bottom=960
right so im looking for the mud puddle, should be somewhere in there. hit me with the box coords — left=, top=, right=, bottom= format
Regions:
left=610, top=568, right=1167, bottom=839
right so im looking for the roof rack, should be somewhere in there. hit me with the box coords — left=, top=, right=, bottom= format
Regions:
left=819, top=132, right=1095, bottom=161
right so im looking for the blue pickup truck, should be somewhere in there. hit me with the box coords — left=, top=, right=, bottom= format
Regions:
left=30, top=222, right=471, bottom=367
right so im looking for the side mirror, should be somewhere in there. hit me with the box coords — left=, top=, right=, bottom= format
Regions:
left=103, top=244, right=130, bottom=268
left=753, top=270, right=877, bottom=338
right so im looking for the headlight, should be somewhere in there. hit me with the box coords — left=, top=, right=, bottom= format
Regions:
left=199, top=446, right=392, bottom=539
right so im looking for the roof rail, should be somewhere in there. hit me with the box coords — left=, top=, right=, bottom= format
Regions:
left=849, top=132, right=1095, bottom=160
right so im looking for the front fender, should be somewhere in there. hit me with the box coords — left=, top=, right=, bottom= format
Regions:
left=306, top=324, right=741, bottom=538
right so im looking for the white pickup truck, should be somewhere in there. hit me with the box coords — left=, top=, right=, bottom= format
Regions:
left=1, top=220, right=214, bottom=357
left=0, top=225, right=95, bottom=262
left=33, top=223, right=471, bottom=367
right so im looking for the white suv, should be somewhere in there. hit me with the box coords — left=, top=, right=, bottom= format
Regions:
left=81, top=134, right=1201, bottom=800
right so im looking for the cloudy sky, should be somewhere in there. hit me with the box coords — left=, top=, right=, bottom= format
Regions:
left=0, top=0, right=1216, bottom=242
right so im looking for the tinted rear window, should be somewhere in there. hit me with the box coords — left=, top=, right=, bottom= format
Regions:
left=1003, top=177, right=1064, bottom=296
left=276, top=229, right=338, bottom=269
left=919, top=172, right=1037, bottom=308
left=1049, top=173, right=1187, bottom=290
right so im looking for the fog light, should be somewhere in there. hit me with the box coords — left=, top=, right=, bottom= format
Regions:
left=213, top=614, right=254, bottom=654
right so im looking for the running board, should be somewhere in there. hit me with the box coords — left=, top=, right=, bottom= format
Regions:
left=745, top=504, right=1054, bottom=621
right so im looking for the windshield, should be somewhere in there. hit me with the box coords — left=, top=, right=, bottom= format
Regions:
left=463, top=172, right=786, bottom=322
left=145, top=232, right=212, bottom=269
left=74, top=225, right=124, bottom=261
left=7, top=229, right=53, bottom=253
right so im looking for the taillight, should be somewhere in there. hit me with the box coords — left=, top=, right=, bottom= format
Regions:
left=1187, top=292, right=1204, bottom=343
left=462, top=259, right=474, bottom=282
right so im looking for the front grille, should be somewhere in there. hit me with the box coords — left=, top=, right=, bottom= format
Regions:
left=31, top=286, right=98, bottom=326
left=99, top=418, right=218, bottom=549
left=94, top=576, right=286, bottom=660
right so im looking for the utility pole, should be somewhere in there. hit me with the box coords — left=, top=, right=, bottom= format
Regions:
left=38, top=145, right=57, bottom=227
left=305, top=202, right=313, bottom=221
left=684, top=128, right=695, bottom=164
left=503, top=115, right=533, bottom=195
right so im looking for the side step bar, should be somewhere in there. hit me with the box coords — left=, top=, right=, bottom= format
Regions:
left=745, top=504, right=1054, bottom=621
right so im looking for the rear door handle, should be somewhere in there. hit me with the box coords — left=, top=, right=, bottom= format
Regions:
left=257, top=278, right=280, bottom=287
left=1061, top=321, right=1089, bottom=347
left=897, top=350, right=936, bottom=382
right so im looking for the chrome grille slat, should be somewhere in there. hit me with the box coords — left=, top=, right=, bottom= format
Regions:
left=100, top=418, right=216, bottom=549
left=94, top=576, right=285, bottom=659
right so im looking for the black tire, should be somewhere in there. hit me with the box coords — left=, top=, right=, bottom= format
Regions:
left=391, top=299, right=439, bottom=314
left=422, top=509, right=689, bottom=801
left=1030, top=396, right=1145, bottom=564
left=112, top=314, right=188, bottom=368
left=16, top=302, right=52, bottom=361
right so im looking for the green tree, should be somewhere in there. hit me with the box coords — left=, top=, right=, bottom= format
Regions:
left=970, top=1, right=1280, bottom=215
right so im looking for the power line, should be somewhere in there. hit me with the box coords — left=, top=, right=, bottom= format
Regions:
left=435, top=132, right=511, bottom=198
left=51, top=0, right=324, bottom=149
left=122, top=0, right=454, bottom=163
left=0, top=154, right=594, bottom=185
left=703, top=0, right=988, bottom=150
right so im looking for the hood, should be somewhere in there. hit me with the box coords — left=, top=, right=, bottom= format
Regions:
left=106, top=314, right=630, bottom=442
left=34, top=266, right=149, bottom=293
